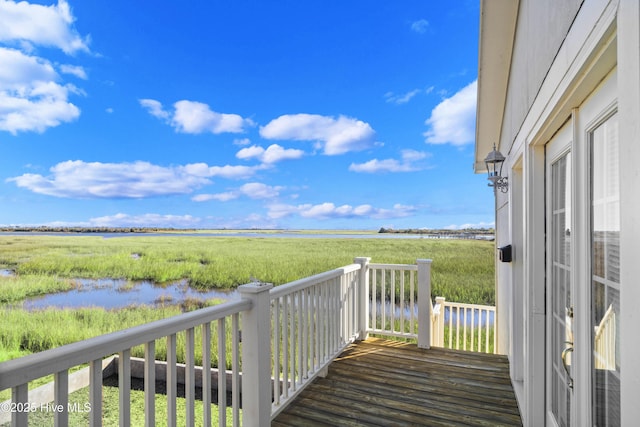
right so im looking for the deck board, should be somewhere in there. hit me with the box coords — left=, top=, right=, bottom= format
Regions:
left=272, top=337, right=522, bottom=426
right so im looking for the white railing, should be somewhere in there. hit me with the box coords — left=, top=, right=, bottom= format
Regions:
left=594, top=304, right=616, bottom=370
left=0, top=256, right=497, bottom=427
left=431, top=299, right=496, bottom=353
left=0, top=299, right=250, bottom=427
left=269, top=263, right=362, bottom=417
left=366, top=260, right=432, bottom=348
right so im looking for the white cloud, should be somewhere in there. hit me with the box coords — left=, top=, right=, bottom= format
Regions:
left=89, top=213, right=201, bottom=228
left=207, top=164, right=265, bottom=179
left=7, top=160, right=267, bottom=199
left=7, top=160, right=213, bottom=198
left=349, top=149, right=430, bottom=173
left=0, top=47, right=81, bottom=134
left=233, top=137, right=251, bottom=146
left=236, top=145, right=265, bottom=161
left=240, top=182, right=282, bottom=199
left=411, top=19, right=429, bottom=34
left=193, top=182, right=282, bottom=203
left=384, top=89, right=421, bottom=105
left=192, top=192, right=238, bottom=202
left=267, top=202, right=416, bottom=220
left=0, top=1, right=89, bottom=135
left=140, top=99, right=254, bottom=134
left=424, top=80, right=477, bottom=145
left=260, top=113, right=376, bottom=155
left=139, top=99, right=169, bottom=120
left=59, top=64, right=87, bottom=79
left=236, top=144, right=304, bottom=164
left=0, top=0, right=90, bottom=54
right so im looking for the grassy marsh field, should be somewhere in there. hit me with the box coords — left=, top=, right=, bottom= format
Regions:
left=0, top=234, right=495, bottom=363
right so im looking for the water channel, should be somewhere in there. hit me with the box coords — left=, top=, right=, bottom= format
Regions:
left=22, top=278, right=239, bottom=310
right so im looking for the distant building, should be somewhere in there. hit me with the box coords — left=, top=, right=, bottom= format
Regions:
left=475, top=1, right=637, bottom=425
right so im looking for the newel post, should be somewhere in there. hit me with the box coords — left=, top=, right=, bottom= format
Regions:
left=417, top=259, right=433, bottom=349
left=238, top=281, right=273, bottom=427
left=354, top=257, right=371, bottom=341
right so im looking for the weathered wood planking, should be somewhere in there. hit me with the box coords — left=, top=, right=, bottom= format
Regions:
left=272, top=337, right=522, bottom=426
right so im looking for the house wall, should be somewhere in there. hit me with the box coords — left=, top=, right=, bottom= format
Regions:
left=489, top=0, right=634, bottom=425
left=500, top=0, right=583, bottom=153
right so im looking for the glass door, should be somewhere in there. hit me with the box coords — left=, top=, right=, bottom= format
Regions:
left=590, top=112, right=620, bottom=426
left=546, top=123, right=573, bottom=427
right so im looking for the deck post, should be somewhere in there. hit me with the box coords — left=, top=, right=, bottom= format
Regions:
left=239, top=281, right=274, bottom=427
left=417, top=259, right=433, bottom=349
left=354, top=257, right=371, bottom=341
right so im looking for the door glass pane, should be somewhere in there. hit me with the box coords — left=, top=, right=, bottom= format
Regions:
left=591, top=112, right=620, bottom=426
left=551, top=152, right=572, bottom=427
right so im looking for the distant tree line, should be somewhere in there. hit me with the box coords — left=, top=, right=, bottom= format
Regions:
left=378, top=227, right=495, bottom=238
left=0, top=226, right=195, bottom=233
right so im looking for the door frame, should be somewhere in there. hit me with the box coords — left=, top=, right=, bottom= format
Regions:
left=544, top=119, right=574, bottom=427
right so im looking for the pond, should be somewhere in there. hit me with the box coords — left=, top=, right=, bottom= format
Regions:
left=22, top=278, right=239, bottom=310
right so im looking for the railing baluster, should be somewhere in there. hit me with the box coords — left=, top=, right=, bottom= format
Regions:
left=302, top=288, right=309, bottom=379
left=371, top=269, right=377, bottom=330
left=118, top=349, right=131, bottom=427
left=410, top=270, right=415, bottom=335
left=464, top=308, right=468, bottom=351
left=400, top=270, right=405, bottom=335
left=390, top=270, right=395, bottom=334
left=381, top=270, right=386, bottom=333
left=272, top=299, right=281, bottom=406
left=11, top=384, right=28, bottom=427
left=54, top=369, right=68, bottom=427
left=449, top=305, right=453, bottom=349
left=185, top=328, right=195, bottom=427
left=201, top=323, right=211, bottom=427
left=282, top=296, right=289, bottom=398
left=297, top=290, right=303, bottom=385
left=231, top=313, right=240, bottom=427
left=470, top=307, right=476, bottom=351
left=289, top=293, right=296, bottom=391
left=89, top=358, right=102, bottom=427
left=313, top=286, right=318, bottom=367
left=166, top=334, right=177, bottom=427
left=144, top=340, right=156, bottom=427
left=217, top=318, right=227, bottom=427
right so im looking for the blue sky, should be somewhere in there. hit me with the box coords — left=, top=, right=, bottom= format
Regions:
left=0, top=0, right=493, bottom=230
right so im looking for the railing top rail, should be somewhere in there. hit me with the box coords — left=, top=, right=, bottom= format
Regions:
left=0, top=299, right=251, bottom=390
left=368, top=263, right=418, bottom=271
left=269, top=264, right=361, bottom=299
left=443, top=301, right=496, bottom=311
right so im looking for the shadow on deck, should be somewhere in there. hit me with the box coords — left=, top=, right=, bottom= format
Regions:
left=272, top=337, right=522, bottom=427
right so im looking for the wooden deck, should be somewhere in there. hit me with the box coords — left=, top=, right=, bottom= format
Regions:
left=272, top=337, right=522, bottom=426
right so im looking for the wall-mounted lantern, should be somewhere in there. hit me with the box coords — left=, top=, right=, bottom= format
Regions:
left=484, top=144, right=508, bottom=193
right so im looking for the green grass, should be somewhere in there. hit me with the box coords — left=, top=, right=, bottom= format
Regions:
left=0, top=235, right=495, bottom=363
left=0, top=304, right=234, bottom=366
left=0, top=274, right=73, bottom=304
left=0, top=235, right=495, bottom=299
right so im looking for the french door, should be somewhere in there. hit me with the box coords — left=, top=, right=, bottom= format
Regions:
left=545, top=75, right=620, bottom=426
